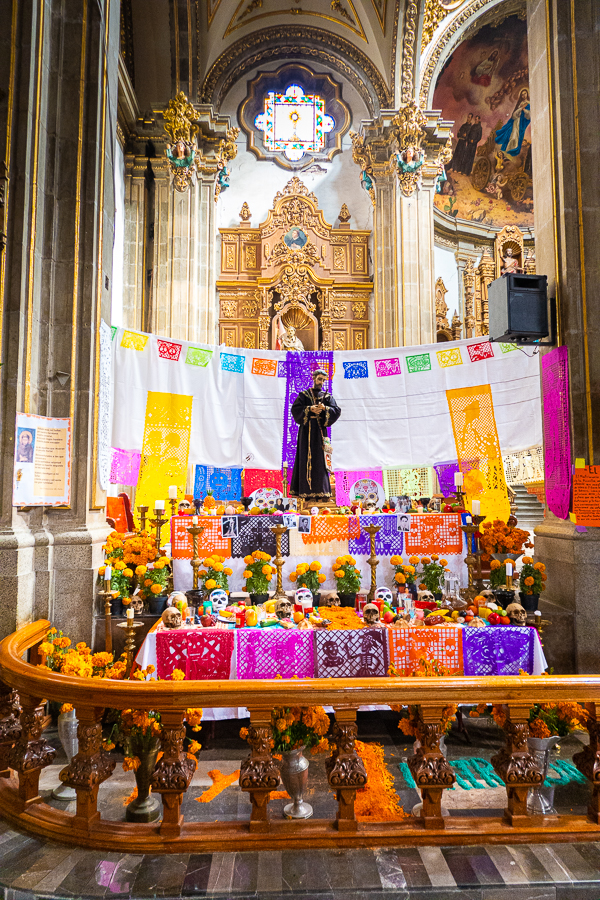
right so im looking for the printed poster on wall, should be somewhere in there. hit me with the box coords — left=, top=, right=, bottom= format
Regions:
left=13, top=414, right=71, bottom=507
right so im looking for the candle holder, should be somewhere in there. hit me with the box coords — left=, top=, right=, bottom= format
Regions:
left=453, top=487, right=467, bottom=508
left=282, top=463, right=288, bottom=499
left=460, top=520, right=481, bottom=603
left=269, top=522, right=289, bottom=600
left=137, top=505, right=149, bottom=533
left=117, top=618, right=144, bottom=677
left=169, top=497, right=178, bottom=518
left=186, top=521, right=206, bottom=590
left=98, top=579, right=114, bottom=653
left=363, top=522, right=381, bottom=601
left=152, top=507, right=168, bottom=553
left=471, top=514, right=486, bottom=592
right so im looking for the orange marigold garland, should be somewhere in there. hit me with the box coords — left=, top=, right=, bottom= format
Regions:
left=354, top=741, right=407, bottom=821
left=317, top=606, right=364, bottom=630
left=196, top=769, right=240, bottom=803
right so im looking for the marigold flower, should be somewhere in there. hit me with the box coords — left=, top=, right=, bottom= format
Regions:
left=440, top=559, right=448, bottom=567
left=390, top=555, right=401, bottom=566
left=395, top=573, right=406, bottom=584
left=171, top=668, right=185, bottom=681
left=310, top=561, right=321, bottom=571
left=151, top=583, right=163, bottom=594
left=99, top=565, right=106, bottom=576
left=334, top=570, right=344, bottom=578
left=289, top=571, right=297, bottom=582
left=60, top=703, right=74, bottom=714
left=213, top=562, right=224, bottom=572
left=318, top=574, right=326, bottom=583
left=244, top=555, right=253, bottom=565
left=123, top=568, right=133, bottom=578
left=205, top=579, right=216, bottom=590
left=262, top=565, right=271, bottom=575
left=224, top=567, right=233, bottom=576
left=421, top=557, right=431, bottom=565
left=524, top=576, right=535, bottom=587
left=239, top=727, right=249, bottom=740
left=135, top=565, right=147, bottom=576
left=243, top=570, right=252, bottom=579
left=522, top=556, right=533, bottom=565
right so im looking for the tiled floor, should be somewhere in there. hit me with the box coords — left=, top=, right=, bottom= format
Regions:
left=1, top=713, right=600, bottom=899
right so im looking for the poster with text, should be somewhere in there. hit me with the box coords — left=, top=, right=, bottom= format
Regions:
left=13, top=414, right=71, bottom=506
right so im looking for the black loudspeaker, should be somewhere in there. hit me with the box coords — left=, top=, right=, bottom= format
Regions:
left=488, top=273, right=549, bottom=343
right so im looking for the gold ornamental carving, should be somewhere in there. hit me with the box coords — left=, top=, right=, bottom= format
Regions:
left=333, top=247, right=346, bottom=270
left=352, top=301, right=367, bottom=319
left=331, top=302, right=347, bottom=319
left=349, top=131, right=376, bottom=207
left=243, top=332, right=256, bottom=349
left=245, top=246, right=257, bottom=268
left=338, top=203, right=351, bottom=224
left=239, top=202, right=252, bottom=222
left=354, top=245, right=365, bottom=272
left=334, top=332, right=345, bottom=350
left=392, top=100, right=428, bottom=197
left=242, top=299, right=259, bottom=317
left=221, top=301, right=237, bottom=319
left=163, top=92, right=198, bottom=193
left=354, top=332, right=364, bottom=350
left=401, top=1, right=418, bottom=103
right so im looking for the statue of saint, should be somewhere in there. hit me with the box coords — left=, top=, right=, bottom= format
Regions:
left=290, top=369, right=341, bottom=501
left=500, top=247, right=523, bottom=276
left=280, top=325, right=304, bottom=352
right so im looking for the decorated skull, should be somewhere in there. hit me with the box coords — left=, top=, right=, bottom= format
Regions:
left=274, top=597, right=293, bottom=620
left=363, top=603, right=381, bottom=625
left=310, top=506, right=319, bottom=516
left=210, top=589, right=228, bottom=612
left=480, top=589, right=496, bottom=604
left=417, top=590, right=435, bottom=604
left=295, top=587, right=313, bottom=607
left=161, top=607, right=182, bottom=629
left=375, top=587, right=393, bottom=606
left=250, top=487, right=283, bottom=511
left=131, top=596, right=144, bottom=616
left=169, top=591, right=187, bottom=608
left=506, top=602, right=527, bottom=626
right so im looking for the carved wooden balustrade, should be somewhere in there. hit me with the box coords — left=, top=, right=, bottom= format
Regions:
left=1, top=621, right=600, bottom=850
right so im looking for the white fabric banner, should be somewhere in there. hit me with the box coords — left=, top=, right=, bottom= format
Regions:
left=110, top=327, right=541, bottom=471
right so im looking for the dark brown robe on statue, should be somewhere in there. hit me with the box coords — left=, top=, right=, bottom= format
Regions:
left=289, top=387, right=341, bottom=500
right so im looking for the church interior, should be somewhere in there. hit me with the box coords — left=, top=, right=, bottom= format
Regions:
left=0, top=0, right=599, bottom=896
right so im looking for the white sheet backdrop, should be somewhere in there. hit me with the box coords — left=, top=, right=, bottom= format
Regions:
left=109, top=326, right=542, bottom=471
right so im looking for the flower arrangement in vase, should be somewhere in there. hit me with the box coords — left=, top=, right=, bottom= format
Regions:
left=199, top=554, right=232, bottom=594
left=519, top=555, right=547, bottom=595
left=289, top=561, right=326, bottom=594
left=243, top=550, right=274, bottom=599
left=240, top=706, right=330, bottom=754
left=390, top=556, right=416, bottom=591
left=99, top=531, right=159, bottom=606
left=137, top=555, right=172, bottom=603
left=38, top=629, right=126, bottom=680
left=489, top=558, right=511, bottom=588
left=332, top=555, right=362, bottom=604
left=417, top=555, right=448, bottom=595
left=479, top=519, right=532, bottom=559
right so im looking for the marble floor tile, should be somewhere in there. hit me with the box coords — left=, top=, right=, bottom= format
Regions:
left=481, top=888, right=556, bottom=900
left=131, top=853, right=189, bottom=897
left=417, top=845, right=457, bottom=887
left=256, top=849, right=282, bottom=894
left=548, top=845, right=600, bottom=882
left=30, top=848, right=89, bottom=894
left=232, top=851, right=258, bottom=894
left=182, top=853, right=213, bottom=895
left=529, top=846, right=574, bottom=883
left=9, top=845, right=74, bottom=891
left=206, top=851, right=236, bottom=894
left=107, top=854, right=146, bottom=897
left=440, top=847, right=482, bottom=887
left=374, top=847, right=408, bottom=890
left=506, top=845, right=557, bottom=883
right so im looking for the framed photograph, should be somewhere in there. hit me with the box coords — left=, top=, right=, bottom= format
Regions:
left=283, top=513, right=297, bottom=529
left=221, top=515, right=239, bottom=538
left=397, top=513, right=411, bottom=533
left=297, top=515, right=312, bottom=534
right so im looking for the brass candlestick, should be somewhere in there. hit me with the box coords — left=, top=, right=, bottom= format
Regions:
left=98, top=579, right=113, bottom=653
left=186, top=521, right=206, bottom=590
left=137, top=505, right=149, bottom=533
left=152, top=507, right=168, bottom=553
left=269, top=522, right=289, bottom=600
left=454, top=487, right=467, bottom=508
left=460, top=520, right=480, bottom=602
left=471, top=514, right=486, bottom=592
left=363, top=522, right=381, bottom=601
left=169, top=497, right=178, bottom=518
left=117, top=618, right=144, bottom=676
left=282, top=463, right=288, bottom=498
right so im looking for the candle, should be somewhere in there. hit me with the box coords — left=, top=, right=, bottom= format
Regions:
left=192, top=515, right=198, bottom=525
left=154, top=500, right=165, bottom=511
left=168, top=485, right=178, bottom=499
left=505, top=561, right=513, bottom=577
left=465, top=515, right=472, bottom=524
left=454, top=472, right=463, bottom=487
left=104, top=565, right=112, bottom=582
left=471, top=500, right=481, bottom=516
left=126, top=607, right=134, bottom=621
left=283, top=461, right=288, bottom=469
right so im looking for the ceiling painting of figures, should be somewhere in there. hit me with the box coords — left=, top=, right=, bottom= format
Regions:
left=432, top=14, right=533, bottom=228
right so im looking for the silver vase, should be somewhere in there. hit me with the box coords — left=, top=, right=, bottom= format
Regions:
left=52, top=708, right=78, bottom=801
left=280, top=746, right=312, bottom=819
left=527, top=734, right=561, bottom=814
left=126, top=739, right=161, bottom=823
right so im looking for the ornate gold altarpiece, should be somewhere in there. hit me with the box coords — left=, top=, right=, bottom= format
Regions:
left=217, top=178, right=371, bottom=351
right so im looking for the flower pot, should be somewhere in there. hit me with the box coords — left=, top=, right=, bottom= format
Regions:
left=521, top=593, right=539, bottom=613
left=339, top=593, right=357, bottom=608
left=249, top=593, right=269, bottom=605
left=147, top=594, right=168, bottom=615
left=109, top=595, right=123, bottom=617
left=185, top=589, right=205, bottom=608
left=280, top=745, right=312, bottom=819
left=527, top=734, right=561, bottom=815
left=311, top=591, right=321, bottom=606
left=52, top=708, right=78, bottom=801
left=125, top=740, right=161, bottom=823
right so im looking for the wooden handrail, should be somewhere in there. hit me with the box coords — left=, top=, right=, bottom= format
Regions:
left=2, top=619, right=600, bottom=707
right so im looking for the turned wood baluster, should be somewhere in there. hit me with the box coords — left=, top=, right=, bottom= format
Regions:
left=573, top=702, right=600, bottom=824
left=408, top=707, right=455, bottom=830
left=151, top=710, right=196, bottom=837
left=239, top=708, right=280, bottom=833
left=8, top=693, right=56, bottom=808
left=491, top=703, right=542, bottom=825
left=59, top=707, right=115, bottom=825
left=0, top=681, right=21, bottom=779
left=326, top=709, right=367, bottom=832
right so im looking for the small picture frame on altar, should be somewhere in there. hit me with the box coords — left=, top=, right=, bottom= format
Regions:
left=283, top=513, right=297, bottom=529
left=298, top=515, right=311, bottom=534
left=393, top=495, right=411, bottom=513
left=221, top=515, right=239, bottom=538
left=397, top=513, right=411, bottom=533
left=286, top=497, right=298, bottom=511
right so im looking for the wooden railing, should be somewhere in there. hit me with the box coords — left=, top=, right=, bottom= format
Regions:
left=1, top=620, right=600, bottom=850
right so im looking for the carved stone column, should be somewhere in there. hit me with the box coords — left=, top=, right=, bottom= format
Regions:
left=372, top=172, right=399, bottom=348
left=573, top=704, right=600, bottom=824
left=59, top=707, right=115, bottom=825
left=491, top=704, right=542, bottom=825
left=239, top=709, right=280, bottom=832
left=151, top=710, right=196, bottom=837
left=326, top=709, right=367, bottom=832
left=8, top=694, right=55, bottom=808
left=408, top=708, right=455, bottom=829
left=0, top=681, right=20, bottom=778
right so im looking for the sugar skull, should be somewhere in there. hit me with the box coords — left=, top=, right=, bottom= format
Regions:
left=374, top=587, right=393, bottom=606
left=310, top=506, right=319, bottom=516
left=210, top=589, right=228, bottom=612
left=169, top=591, right=187, bottom=609
left=351, top=478, right=382, bottom=507
left=161, top=607, right=182, bottom=629
left=295, top=587, right=313, bottom=607
left=250, top=487, right=283, bottom=511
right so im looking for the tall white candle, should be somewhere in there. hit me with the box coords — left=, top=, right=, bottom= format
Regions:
left=168, top=485, right=178, bottom=499
left=465, top=515, right=472, bottom=524
left=104, top=565, right=112, bottom=582
left=126, top=607, right=134, bottom=621
left=454, top=472, right=463, bottom=487
left=505, top=561, right=513, bottom=577
left=471, top=500, right=481, bottom=516
left=154, top=500, right=165, bottom=511
left=192, top=515, right=198, bottom=525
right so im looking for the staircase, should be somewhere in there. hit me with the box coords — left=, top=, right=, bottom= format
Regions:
left=512, top=483, right=545, bottom=540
